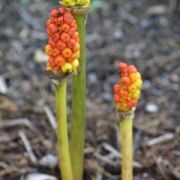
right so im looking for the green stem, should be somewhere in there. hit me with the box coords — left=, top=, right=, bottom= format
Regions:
left=70, top=15, right=87, bottom=180
left=119, top=116, right=133, bottom=180
left=56, top=79, right=73, bottom=180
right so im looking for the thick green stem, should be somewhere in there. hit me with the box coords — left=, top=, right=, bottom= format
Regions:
left=119, top=117, right=133, bottom=180
left=56, top=79, right=73, bottom=180
left=70, top=15, right=87, bottom=180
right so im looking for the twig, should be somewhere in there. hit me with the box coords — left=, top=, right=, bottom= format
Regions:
left=147, top=133, right=175, bottom=146
left=18, top=131, right=37, bottom=164
left=120, top=9, right=138, bottom=24
left=44, top=105, right=57, bottom=131
left=102, top=143, right=142, bottom=168
left=0, top=118, right=35, bottom=131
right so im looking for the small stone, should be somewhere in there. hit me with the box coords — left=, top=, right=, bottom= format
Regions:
left=88, top=73, right=97, bottom=83
left=34, top=49, right=48, bottom=63
left=142, top=80, right=151, bottom=89
left=147, top=5, right=167, bottom=16
left=26, top=173, right=57, bottom=180
left=113, top=29, right=123, bottom=39
left=0, top=76, right=7, bottom=94
left=39, top=154, right=57, bottom=168
left=145, top=103, right=159, bottom=113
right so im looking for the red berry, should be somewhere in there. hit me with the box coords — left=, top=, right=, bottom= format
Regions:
left=52, top=33, right=60, bottom=42
left=48, top=57, right=55, bottom=68
left=50, top=9, right=59, bottom=17
left=57, top=17, right=63, bottom=25
left=49, top=24, right=57, bottom=34
left=118, top=63, right=127, bottom=72
left=128, top=100, right=137, bottom=109
left=113, top=84, right=120, bottom=94
left=46, top=19, right=52, bottom=27
left=64, top=12, right=73, bottom=24
left=48, top=39, right=56, bottom=47
left=59, top=7, right=65, bottom=14
left=114, top=95, right=120, bottom=103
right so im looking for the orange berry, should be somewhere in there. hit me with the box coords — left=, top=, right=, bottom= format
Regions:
left=119, top=90, right=128, bottom=97
left=121, top=77, right=131, bottom=86
left=62, top=48, right=72, bottom=58
left=67, top=52, right=79, bottom=62
left=50, top=9, right=59, bottom=17
left=67, top=39, right=76, bottom=48
left=54, top=55, right=65, bottom=67
left=68, top=28, right=76, bottom=36
left=60, top=32, right=70, bottom=42
left=46, top=19, right=53, bottom=27
left=51, top=48, right=59, bottom=57
left=70, top=21, right=77, bottom=28
left=73, top=43, right=80, bottom=52
left=60, top=23, right=70, bottom=32
left=72, top=32, right=79, bottom=41
left=56, top=40, right=66, bottom=50
left=45, top=44, right=52, bottom=54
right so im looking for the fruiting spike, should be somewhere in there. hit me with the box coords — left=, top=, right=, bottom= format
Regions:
left=114, top=62, right=142, bottom=112
left=45, top=7, right=80, bottom=75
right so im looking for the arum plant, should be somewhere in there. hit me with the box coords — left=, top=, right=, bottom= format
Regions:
left=45, top=7, right=80, bottom=180
left=59, top=0, right=90, bottom=179
left=113, top=63, right=142, bottom=180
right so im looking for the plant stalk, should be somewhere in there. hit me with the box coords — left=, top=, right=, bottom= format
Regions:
left=119, top=116, right=133, bottom=180
left=56, top=79, right=73, bottom=180
left=70, top=15, right=87, bottom=180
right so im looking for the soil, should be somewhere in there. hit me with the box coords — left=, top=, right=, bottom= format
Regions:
left=0, top=0, right=179, bottom=179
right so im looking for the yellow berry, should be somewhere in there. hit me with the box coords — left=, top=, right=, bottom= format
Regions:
left=131, top=90, right=140, bottom=99
left=128, top=84, right=137, bottom=92
left=134, top=79, right=142, bottom=89
left=61, top=63, right=73, bottom=73
left=62, top=0, right=76, bottom=6
left=72, top=59, right=79, bottom=71
left=76, top=0, right=90, bottom=6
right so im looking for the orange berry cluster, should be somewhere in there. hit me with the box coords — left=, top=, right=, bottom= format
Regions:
left=45, top=7, right=80, bottom=74
left=113, top=63, right=142, bottom=112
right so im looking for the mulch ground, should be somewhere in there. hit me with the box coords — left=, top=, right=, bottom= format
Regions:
left=0, top=0, right=179, bottom=179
